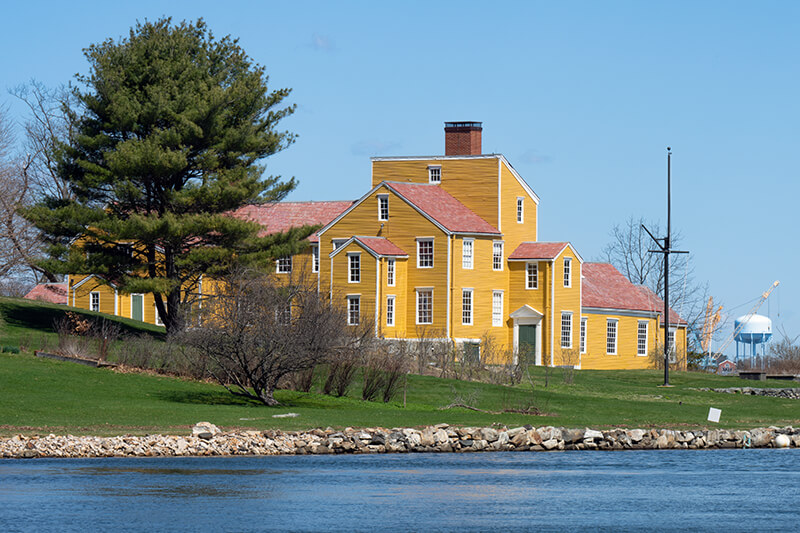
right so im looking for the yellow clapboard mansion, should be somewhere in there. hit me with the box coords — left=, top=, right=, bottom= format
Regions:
left=66, top=122, right=687, bottom=370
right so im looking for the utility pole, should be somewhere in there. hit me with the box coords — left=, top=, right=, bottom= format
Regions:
left=643, top=147, right=688, bottom=386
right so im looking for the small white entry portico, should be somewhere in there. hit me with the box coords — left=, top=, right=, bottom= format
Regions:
left=510, top=305, right=543, bottom=365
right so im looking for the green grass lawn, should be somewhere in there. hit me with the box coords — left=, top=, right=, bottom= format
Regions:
left=0, top=297, right=797, bottom=436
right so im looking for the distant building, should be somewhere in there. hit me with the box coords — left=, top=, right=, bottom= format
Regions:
left=24, top=282, right=68, bottom=305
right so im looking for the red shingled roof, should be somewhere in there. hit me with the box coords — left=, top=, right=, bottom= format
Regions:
left=509, top=242, right=568, bottom=260
left=24, top=282, right=68, bottom=305
left=582, top=263, right=686, bottom=325
left=385, top=182, right=500, bottom=235
left=353, top=237, right=407, bottom=256
left=231, top=201, right=353, bottom=242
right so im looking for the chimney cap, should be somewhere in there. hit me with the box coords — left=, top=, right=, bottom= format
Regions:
left=444, top=121, right=482, bottom=129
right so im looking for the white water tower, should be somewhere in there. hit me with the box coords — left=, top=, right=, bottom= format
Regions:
left=734, top=314, right=772, bottom=365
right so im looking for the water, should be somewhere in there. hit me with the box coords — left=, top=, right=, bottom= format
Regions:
left=1, top=449, right=798, bottom=532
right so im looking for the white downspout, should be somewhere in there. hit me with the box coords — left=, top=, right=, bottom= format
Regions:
left=446, top=234, right=451, bottom=339
left=550, top=258, right=555, bottom=367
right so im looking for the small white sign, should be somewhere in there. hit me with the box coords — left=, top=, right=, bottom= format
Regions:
left=708, top=407, right=721, bottom=423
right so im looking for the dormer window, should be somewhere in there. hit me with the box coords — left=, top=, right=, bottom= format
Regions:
left=428, top=165, right=441, bottom=184
left=378, top=194, right=389, bottom=221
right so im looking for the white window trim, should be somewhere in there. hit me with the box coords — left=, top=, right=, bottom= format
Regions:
left=428, top=165, right=441, bottom=184
left=416, top=238, right=434, bottom=269
left=386, top=295, right=395, bottom=327
left=462, top=238, right=474, bottom=270
left=312, top=245, right=319, bottom=273
left=276, top=256, right=292, bottom=274
left=526, top=262, right=538, bottom=290
left=492, top=241, right=504, bottom=271
left=462, top=288, right=473, bottom=326
left=580, top=316, right=587, bottom=354
left=517, top=197, right=524, bottom=224
left=332, top=239, right=347, bottom=251
left=416, top=288, right=433, bottom=325
left=637, top=320, right=649, bottom=356
left=563, top=257, right=572, bottom=288
left=348, top=252, right=361, bottom=283
left=561, top=311, right=573, bottom=349
left=606, top=318, right=618, bottom=355
left=377, top=194, right=389, bottom=221
left=387, top=258, right=395, bottom=287
left=90, top=291, right=100, bottom=312
left=347, top=295, right=360, bottom=326
left=492, top=290, right=504, bottom=327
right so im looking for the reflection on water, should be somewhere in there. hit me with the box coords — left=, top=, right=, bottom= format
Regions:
left=0, top=450, right=798, bottom=532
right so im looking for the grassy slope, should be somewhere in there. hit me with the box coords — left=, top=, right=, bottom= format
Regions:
left=0, top=298, right=797, bottom=436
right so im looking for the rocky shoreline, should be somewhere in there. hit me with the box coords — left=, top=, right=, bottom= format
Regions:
left=2, top=423, right=798, bottom=459
left=700, top=387, right=800, bottom=399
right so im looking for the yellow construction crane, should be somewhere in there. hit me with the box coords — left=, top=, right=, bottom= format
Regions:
left=714, top=280, right=779, bottom=357
left=701, top=297, right=723, bottom=353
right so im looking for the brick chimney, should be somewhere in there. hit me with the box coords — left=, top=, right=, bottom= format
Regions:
left=444, top=121, right=482, bottom=156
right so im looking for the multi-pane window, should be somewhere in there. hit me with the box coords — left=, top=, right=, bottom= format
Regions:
left=378, top=195, right=389, bottom=221
left=668, top=329, right=676, bottom=355
left=348, top=253, right=360, bottom=283
left=561, top=312, right=572, bottom=349
left=492, top=290, right=503, bottom=327
left=417, top=239, right=434, bottom=268
left=416, top=289, right=433, bottom=324
left=492, top=242, right=503, bottom=271
left=277, top=256, right=292, bottom=273
left=90, top=292, right=100, bottom=312
left=462, top=239, right=473, bottom=269
left=462, top=289, right=473, bottom=325
left=637, top=321, right=649, bottom=356
left=312, top=246, right=319, bottom=273
left=387, top=259, right=395, bottom=286
left=517, top=197, right=524, bottom=223
left=563, top=257, right=572, bottom=287
left=526, top=262, right=538, bottom=289
left=428, top=166, right=441, bottom=184
left=347, top=296, right=360, bottom=326
left=386, top=296, right=395, bottom=327
left=580, top=317, right=587, bottom=354
left=606, top=319, right=618, bottom=355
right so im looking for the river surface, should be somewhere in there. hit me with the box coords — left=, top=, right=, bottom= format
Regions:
left=1, top=449, right=798, bottom=532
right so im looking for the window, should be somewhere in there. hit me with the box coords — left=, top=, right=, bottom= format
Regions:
left=462, top=289, right=473, bottom=325
left=348, top=253, right=360, bottom=283
left=155, top=307, right=164, bottom=326
left=416, top=289, right=433, bottom=324
left=428, top=166, right=441, bottom=184
left=386, top=296, right=395, bottom=327
left=492, top=290, right=503, bottom=327
left=312, top=246, right=319, bottom=273
left=606, top=319, right=618, bottom=355
left=668, top=329, right=676, bottom=354
left=561, top=312, right=572, bottom=349
left=517, top=197, right=524, bottom=223
left=378, top=195, right=389, bottom=221
left=90, top=292, right=100, bottom=312
left=563, top=257, right=572, bottom=287
left=462, top=239, right=473, bottom=269
left=637, top=321, right=649, bottom=356
left=526, top=262, right=538, bottom=289
left=417, top=239, right=434, bottom=268
left=332, top=239, right=347, bottom=250
left=492, top=241, right=503, bottom=271
left=580, top=317, right=587, bottom=354
left=347, top=296, right=360, bottom=326
left=277, top=256, right=292, bottom=273
left=387, top=259, right=395, bottom=286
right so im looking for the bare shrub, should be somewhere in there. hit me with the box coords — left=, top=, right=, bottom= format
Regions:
left=280, top=367, right=316, bottom=392
left=559, top=348, right=579, bottom=384
left=183, top=268, right=372, bottom=406
left=649, top=342, right=686, bottom=370
left=382, top=347, right=407, bottom=403
left=767, top=329, right=800, bottom=374
left=361, top=350, right=387, bottom=401
left=93, top=318, right=121, bottom=361
left=323, top=350, right=361, bottom=398
left=54, top=313, right=92, bottom=358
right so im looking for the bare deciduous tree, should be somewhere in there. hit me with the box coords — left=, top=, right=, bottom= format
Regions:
left=182, top=269, right=373, bottom=406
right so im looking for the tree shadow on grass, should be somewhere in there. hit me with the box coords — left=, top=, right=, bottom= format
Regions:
left=156, top=390, right=261, bottom=407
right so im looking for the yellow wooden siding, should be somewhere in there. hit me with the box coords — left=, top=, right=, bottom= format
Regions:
left=548, top=247, right=581, bottom=366
left=320, top=186, right=448, bottom=338
left=371, top=158, right=500, bottom=228
left=331, top=241, right=377, bottom=330
left=378, top=257, right=408, bottom=338
left=499, top=160, right=537, bottom=250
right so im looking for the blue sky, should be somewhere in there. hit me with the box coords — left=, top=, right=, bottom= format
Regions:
left=1, top=1, right=798, bottom=354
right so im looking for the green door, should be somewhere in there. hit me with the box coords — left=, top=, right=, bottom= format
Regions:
left=519, top=325, right=537, bottom=364
left=131, top=294, right=144, bottom=321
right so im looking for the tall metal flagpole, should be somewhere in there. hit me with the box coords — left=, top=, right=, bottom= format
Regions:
left=643, top=147, right=688, bottom=386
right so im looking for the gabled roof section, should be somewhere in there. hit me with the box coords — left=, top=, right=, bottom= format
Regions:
left=24, top=282, right=68, bottom=305
left=330, top=236, right=408, bottom=259
left=500, top=155, right=540, bottom=205
left=231, top=201, right=353, bottom=243
left=385, top=182, right=500, bottom=235
left=509, top=242, right=583, bottom=263
left=71, top=274, right=118, bottom=290
left=582, top=262, right=687, bottom=325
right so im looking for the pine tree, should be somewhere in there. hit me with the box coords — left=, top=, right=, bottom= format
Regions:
left=24, top=18, right=309, bottom=333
